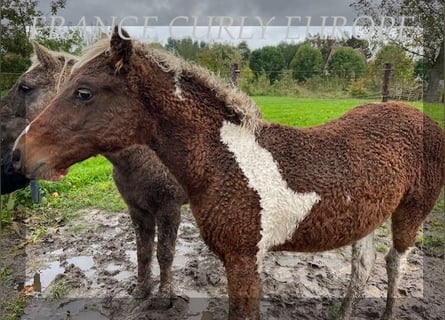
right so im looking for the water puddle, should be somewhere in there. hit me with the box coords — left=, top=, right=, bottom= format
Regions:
left=58, top=300, right=108, bottom=320
left=24, top=261, right=64, bottom=292
left=104, top=262, right=133, bottom=281
left=67, top=255, right=95, bottom=279
left=24, top=254, right=96, bottom=292
left=182, top=290, right=211, bottom=320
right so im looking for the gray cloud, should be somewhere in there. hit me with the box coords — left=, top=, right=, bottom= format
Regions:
left=40, top=0, right=357, bottom=26
left=36, top=0, right=361, bottom=48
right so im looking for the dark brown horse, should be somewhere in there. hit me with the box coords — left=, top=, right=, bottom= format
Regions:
left=13, top=29, right=444, bottom=320
left=1, top=42, right=186, bottom=302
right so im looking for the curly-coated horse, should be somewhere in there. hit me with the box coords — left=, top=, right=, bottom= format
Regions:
left=13, top=29, right=444, bottom=319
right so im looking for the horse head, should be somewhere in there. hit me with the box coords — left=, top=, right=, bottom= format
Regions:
left=1, top=43, right=77, bottom=160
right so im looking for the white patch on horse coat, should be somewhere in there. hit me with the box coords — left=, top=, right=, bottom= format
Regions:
left=13, top=124, right=31, bottom=150
left=173, top=71, right=184, bottom=100
left=220, top=121, right=320, bottom=272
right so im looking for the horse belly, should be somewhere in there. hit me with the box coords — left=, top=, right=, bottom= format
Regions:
left=273, top=200, right=394, bottom=253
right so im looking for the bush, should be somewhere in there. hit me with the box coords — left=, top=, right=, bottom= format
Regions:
left=0, top=73, right=20, bottom=93
left=290, top=44, right=323, bottom=82
left=1, top=53, right=31, bottom=92
left=347, top=79, right=370, bottom=98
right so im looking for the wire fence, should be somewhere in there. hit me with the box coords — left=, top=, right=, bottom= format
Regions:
left=1, top=68, right=442, bottom=102
left=234, top=68, right=436, bottom=102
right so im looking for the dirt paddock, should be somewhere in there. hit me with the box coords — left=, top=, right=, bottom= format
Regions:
left=1, top=207, right=443, bottom=320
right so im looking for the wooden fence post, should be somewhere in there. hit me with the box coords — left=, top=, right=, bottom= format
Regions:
left=381, top=63, right=392, bottom=102
left=230, top=63, right=240, bottom=88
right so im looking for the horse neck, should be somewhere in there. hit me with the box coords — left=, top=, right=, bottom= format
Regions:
left=134, top=61, right=235, bottom=197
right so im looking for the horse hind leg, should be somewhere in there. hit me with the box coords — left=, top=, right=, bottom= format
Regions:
left=380, top=246, right=409, bottom=320
left=338, top=232, right=376, bottom=320
left=381, top=200, right=435, bottom=320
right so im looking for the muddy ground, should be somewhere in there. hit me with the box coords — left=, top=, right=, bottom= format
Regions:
left=1, top=206, right=444, bottom=320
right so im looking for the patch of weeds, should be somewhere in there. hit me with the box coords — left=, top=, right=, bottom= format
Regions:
left=50, top=278, right=70, bottom=299
left=416, top=234, right=444, bottom=257
left=60, top=210, right=81, bottom=222
left=328, top=301, right=341, bottom=320
left=375, top=242, right=389, bottom=254
left=0, top=265, right=14, bottom=283
left=1, top=294, right=28, bottom=320
left=69, top=223, right=86, bottom=233
left=27, top=225, right=47, bottom=244
left=376, top=224, right=390, bottom=238
left=0, top=194, right=17, bottom=227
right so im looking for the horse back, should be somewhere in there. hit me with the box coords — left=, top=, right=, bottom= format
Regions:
left=255, top=102, right=444, bottom=251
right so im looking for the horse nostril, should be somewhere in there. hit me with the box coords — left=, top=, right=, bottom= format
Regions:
left=12, top=148, right=22, bottom=170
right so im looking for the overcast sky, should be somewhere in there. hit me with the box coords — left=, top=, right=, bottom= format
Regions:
left=34, top=0, right=370, bottom=48
left=39, top=0, right=358, bottom=25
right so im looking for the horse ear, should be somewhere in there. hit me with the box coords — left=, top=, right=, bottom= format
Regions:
left=100, top=32, right=109, bottom=40
left=110, top=26, right=133, bottom=72
left=32, top=42, right=58, bottom=68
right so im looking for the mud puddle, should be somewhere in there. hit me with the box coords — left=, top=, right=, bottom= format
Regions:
left=18, top=207, right=444, bottom=320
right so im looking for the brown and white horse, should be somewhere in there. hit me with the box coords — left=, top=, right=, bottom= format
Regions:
left=13, top=28, right=444, bottom=319
left=1, top=42, right=186, bottom=303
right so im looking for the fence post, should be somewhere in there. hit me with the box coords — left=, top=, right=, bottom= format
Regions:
left=381, top=63, right=392, bottom=102
left=230, top=63, right=240, bottom=88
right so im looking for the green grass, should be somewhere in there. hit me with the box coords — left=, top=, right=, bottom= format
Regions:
left=0, top=265, right=14, bottom=284
left=1, top=156, right=125, bottom=233
left=416, top=233, right=444, bottom=257
left=376, top=242, right=389, bottom=254
left=10, top=156, right=125, bottom=215
left=253, top=96, right=444, bottom=127
left=253, top=96, right=373, bottom=127
left=1, top=294, right=28, bottom=320
left=50, top=278, right=70, bottom=299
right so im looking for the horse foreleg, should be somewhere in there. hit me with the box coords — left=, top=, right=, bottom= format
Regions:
left=338, top=232, right=376, bottom=320
left=129, top=208, right=156, bottom=299
left=155, top=202, right=181, bottom=300
left=226, top=255, right=262, bottom=320
left=381, top=247, right=408, bottom=320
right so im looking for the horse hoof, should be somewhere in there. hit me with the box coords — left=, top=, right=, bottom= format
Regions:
left=148, top=294, right=175, bottom=310
left=131, top=283, right=152, bottom=300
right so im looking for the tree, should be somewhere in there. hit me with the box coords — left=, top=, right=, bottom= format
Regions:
left=307, top=36, right=340, bottom=64
left=351, top=0, right=444, bottom=101
left=34, top=28, right=83, bottom=55
left=327, top=47, right=367, bottom=79
left=344, top=36, right=372, bottom=60
left=165, top=38, right=200, bottom=61
left=196, top=43, right=242, bottom=78
left=290, top=44, right=322, bottom=82
left=1, top=0, right=67, bottom=72
left=414, top=58, right=433, bottom=81
left=237, top=41, right=250, bottom=65
left=370, top=44, right=414, bottom=84
left=277, top=42, right=300, bottom=69
left=249, top=46, right=285, bottom=83
left=307, top=35, right=372, bottom=66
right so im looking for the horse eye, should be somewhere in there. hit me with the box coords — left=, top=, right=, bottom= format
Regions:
left=76, top=88, right=93, bottom=101
left=19, top=84, right=32, bottom=93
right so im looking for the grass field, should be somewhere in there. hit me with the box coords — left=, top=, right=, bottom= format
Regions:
left=255, top=96, right=444, bottom=127
left=1, top=97, right=443, bottom=226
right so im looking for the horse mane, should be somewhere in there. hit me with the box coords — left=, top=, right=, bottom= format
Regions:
left=74, top=38, right=263, bottom=130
